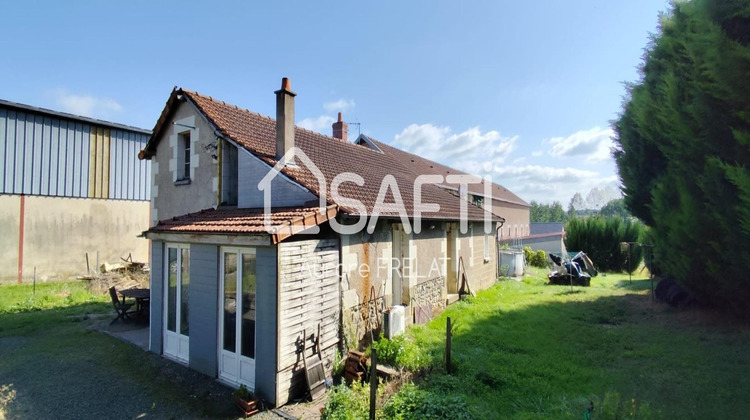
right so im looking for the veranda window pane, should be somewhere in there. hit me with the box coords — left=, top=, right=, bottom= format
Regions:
left=240, top=252, right=256, bottom=359
left=223, top=252, right=237, bottom=352
left=167, top=248, right=177, bottom=333
left=180, top=248, right=190, bottom=336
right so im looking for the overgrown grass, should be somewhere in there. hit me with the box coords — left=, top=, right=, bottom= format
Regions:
left=399, top=268, right=750, bottom=418
left=321, top=267, right=749, bottom=418
left=0, top=281, right=109, bottom=337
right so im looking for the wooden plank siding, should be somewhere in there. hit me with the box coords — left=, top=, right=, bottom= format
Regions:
left=275, top=238, right=340, bottom=406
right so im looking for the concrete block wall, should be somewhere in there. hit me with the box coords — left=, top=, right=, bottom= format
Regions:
left=0, top=194, right=150, bottom=283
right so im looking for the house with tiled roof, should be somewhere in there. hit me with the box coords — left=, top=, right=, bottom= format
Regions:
left=139, top=78, right=522, bottom=406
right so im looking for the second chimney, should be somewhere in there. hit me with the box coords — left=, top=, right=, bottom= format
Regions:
left=332, top=112, right=348, bottom=142
left=275, top=77, right=296, bottom=164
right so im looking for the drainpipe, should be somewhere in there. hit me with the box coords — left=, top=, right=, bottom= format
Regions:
left=495, top=218, right=505, bottom=278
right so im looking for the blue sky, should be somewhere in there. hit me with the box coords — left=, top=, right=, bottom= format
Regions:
left=0, top=0, right=669, bottom=204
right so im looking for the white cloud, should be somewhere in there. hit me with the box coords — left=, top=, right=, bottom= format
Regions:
left=49, top=88, right=122, bottom=118
left=546, top=126, right=614, bottom=163
left=323, top=98, right=356, bottom=112
left=492, top=164, right=620, bottom=203
left=298, top=115, right=336, bottom=133
left=531, top=150, right=543, bottom=157
left=391, top=123, right=517, bottom=176
left=493, top=165, right=599, bottom=184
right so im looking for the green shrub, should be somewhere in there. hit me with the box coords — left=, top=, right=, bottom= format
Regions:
left=523, top=246, right=534, bottom=265
left=381, top=383, right=475, bottom=420
left=522, top=247, right=548, bottom=268
left=367, top=335, right=425, bottom=371
left=321, top=382, right=370, bottom=420
left=532, top=250, right=548, bottom=268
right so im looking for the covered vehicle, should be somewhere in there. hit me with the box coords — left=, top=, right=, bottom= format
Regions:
left=547, top=252, right=597, bottom=286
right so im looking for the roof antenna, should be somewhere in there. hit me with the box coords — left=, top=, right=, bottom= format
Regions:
left=348, top=121, right=361, bottom=136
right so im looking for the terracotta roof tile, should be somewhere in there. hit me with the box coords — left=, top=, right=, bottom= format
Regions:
left=143, top=87, right=505, bottom=224
left=149, top=205, right=337, bottom=244
left=181, top=89, right=498, bottom=222
left=369, top=138, right=529, bottom=207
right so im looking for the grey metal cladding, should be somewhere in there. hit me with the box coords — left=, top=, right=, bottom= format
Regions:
left=109, top=129, right=151, bottom=200
left=0, top=101, right=151, bottom=200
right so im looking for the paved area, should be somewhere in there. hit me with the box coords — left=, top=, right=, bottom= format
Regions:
left=94, top=317, right=150, bottom=350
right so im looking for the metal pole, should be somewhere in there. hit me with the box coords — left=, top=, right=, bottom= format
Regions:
left=369, top=347, right=377, bottom=420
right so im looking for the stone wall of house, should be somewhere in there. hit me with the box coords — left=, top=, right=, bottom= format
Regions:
left=339, top=219, right=498, bottom=349
left=150, top=100, right=218, bottom=226
left=412, top=276, right=445, bottom=308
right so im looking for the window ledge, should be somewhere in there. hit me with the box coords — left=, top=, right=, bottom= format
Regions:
left=484, top=257, right=491, bottom=263
left=174, top=178, right=191, bottom=186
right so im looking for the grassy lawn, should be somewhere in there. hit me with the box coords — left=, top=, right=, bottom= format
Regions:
left=403, top=268, right=750, bottom=419
left=0, top=281, right=236, bottom=419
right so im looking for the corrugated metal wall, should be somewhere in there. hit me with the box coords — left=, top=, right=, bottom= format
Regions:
left=0, top=105, right=151, bottom=200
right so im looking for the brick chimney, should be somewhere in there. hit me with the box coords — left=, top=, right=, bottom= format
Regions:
left=275, top=77, right=296, bottom=164
left=332, top=112, right=348, bottom=142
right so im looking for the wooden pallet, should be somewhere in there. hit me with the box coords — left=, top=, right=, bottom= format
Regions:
left=303, top=325, right=327, bottom=401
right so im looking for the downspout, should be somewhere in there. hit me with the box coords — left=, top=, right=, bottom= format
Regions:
left=495, top=218, right=505, bottom=279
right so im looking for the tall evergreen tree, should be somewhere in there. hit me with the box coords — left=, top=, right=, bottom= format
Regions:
left=613, top=0, right=750, bottom=315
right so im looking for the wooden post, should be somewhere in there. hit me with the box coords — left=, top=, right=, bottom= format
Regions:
left=446, top=317, right=452, bottom=374
left=33, top=266, right=36, bottom=295
left=86, top=253, right=90, bottom=275
left=369, top=347, right=377, bottom=420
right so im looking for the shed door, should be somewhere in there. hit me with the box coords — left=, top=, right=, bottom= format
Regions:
left=163, top=244, right=190, bottom=363
left=218, top=247, right=257, bottom=389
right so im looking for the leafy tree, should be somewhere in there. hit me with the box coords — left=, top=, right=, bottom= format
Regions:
left=569, top=193, right=585, bottom=212
left=530, top=201, right=567, bottom=222
left=613, top=0, right=750, bottom=315
left=599, top=199, right=631, bottom=219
